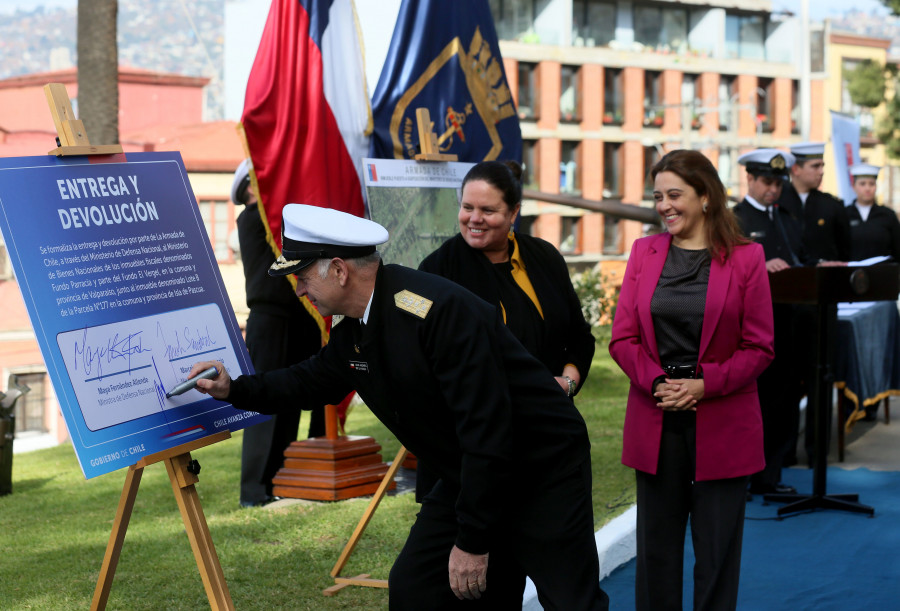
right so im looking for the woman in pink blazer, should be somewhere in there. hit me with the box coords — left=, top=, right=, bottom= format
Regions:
left=609, top=150, right=774, bottom=610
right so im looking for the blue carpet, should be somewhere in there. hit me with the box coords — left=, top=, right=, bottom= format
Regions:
left=599, top=467, right=900, bottom=610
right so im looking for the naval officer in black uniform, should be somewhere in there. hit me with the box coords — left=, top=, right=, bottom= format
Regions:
left=190, top=204, right=608, bottom=610
left=733, top=149, right=806, bottom=496
left=776, top=142, right=851, bottom=262
left=847, top=163, right=900, bottom=262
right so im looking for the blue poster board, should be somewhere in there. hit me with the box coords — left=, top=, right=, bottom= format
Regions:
left=0, top=151, right=267, bottom=478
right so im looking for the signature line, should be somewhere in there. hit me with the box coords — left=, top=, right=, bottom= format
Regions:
left=84, top=362, right=153, bottom=383
left=168, top=346, right=227, bottom=363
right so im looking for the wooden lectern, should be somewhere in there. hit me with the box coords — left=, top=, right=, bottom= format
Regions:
left=766, top=263, right=900, bottom=516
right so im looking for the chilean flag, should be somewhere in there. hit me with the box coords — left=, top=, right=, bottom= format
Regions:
left=240, top=0, right=369, bottom=429
left=241, top=0, right=371, bottom=251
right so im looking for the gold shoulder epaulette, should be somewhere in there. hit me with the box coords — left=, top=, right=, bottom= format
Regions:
left=394, top=290, right=433, bottom=319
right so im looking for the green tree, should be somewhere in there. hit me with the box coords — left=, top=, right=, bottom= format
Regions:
left=77, top=0, right=119, bottom=145
left=879, top=3, right=900, bottom=158
left=846, top=59, right=885, bottom=109
left=876, top=93, right=900, bottom=160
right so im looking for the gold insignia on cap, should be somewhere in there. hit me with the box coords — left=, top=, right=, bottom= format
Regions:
left=818, top=218, right=825, bottom=226
left=395, top=290, right=433, bottom=319
left=269, top=254, right=301, bottom=270
left=770, top=155, right=785, bottom=170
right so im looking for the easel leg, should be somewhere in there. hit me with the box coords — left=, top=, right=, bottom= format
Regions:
left=165, top=453, right=235, bottom=611
left=328, top=446, right=409, bottom=586
left=91, top=465, right=144, bottom=611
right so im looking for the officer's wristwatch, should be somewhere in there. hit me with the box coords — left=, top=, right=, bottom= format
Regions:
left=564, top=375, right=576, bottom=397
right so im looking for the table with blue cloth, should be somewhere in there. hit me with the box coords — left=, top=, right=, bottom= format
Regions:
left=835, top=300, right=900, bottom=459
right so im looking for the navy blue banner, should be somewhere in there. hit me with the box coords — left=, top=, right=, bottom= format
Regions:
left=369, top=0, right=522, bottom=164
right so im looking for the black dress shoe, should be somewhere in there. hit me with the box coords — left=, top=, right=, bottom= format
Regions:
left=748, top=483, right=797, bottom=495
left=240, top=495, right=279, bottom=508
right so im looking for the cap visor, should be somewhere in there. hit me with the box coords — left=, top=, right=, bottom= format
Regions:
left=268, top=255, right=317, bottom=276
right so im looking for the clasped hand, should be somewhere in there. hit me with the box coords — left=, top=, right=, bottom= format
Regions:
left=655, top=378, right=704, bottom=411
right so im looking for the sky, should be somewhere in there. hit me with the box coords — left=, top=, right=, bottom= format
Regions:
left=777, top=0, right=890, bottom=18
left=0, top=0, right=893, bottom=20
left=0, top=0, right=72, bottom=14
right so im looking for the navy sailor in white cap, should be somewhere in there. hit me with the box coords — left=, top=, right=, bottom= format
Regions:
left=189, top=204, right=609, bottom=610
left=847, top=163, right=900, bottom=261
left=733, top=149, right=806, bottom=497
left=775, top=142, right=851, bottom=262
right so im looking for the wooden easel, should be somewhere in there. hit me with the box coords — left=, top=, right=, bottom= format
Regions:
left=43, top=82, right=235, bottom=611
left=92, top=432, right=235, bottom=611
left=323, top=445, right=408, bottom=595
left=324, top=109, right=457, bottom=596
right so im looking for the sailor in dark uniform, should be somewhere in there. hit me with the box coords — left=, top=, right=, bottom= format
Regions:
left=777, top=142, right=851, bottom=262
left=190, top=204, right=609, bottom=610
left=776, top=142, right=851, bottom=465
left=231, top=161, right=325, bottom=508
left=733, top=149, right=805, bottom=496
left=847, top=163, right=900, bottom=262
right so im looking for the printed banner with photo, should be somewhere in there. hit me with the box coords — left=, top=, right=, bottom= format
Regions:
left=363, top=158, right=474, bottom=268
left=0, top=151, right=266, bottom=478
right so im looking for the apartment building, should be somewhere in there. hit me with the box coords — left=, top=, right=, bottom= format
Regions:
left=492, top=0, right=827, bottom=262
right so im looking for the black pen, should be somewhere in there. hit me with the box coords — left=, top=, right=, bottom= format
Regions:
left=165, top=366, right=219, bottom=398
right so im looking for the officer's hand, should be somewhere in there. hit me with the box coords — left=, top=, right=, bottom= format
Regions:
left=188, top=361, right=231, bottom=399
left=448, top=545, right=488, bottom=600
left=765, top=258, right=791, bottom=273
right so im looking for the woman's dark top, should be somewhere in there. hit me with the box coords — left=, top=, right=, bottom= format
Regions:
left=419, top=232, right=595, bottom=390
left=650, top=244, right=711, bottom=368
left=491, top=258, right=544, bottom=357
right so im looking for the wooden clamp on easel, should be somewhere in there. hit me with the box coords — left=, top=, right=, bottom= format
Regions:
left=43, top=82, right=235, bottom=611
left=44, top=83, right=123, bottom=157
left=324, top=109, right=456, bottom=597
left=413, top=108, right=459, bottom=162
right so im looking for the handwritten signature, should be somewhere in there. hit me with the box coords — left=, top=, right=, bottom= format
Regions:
left=73, top=328, right=152, bottom=379
left=157, top=321, right=218, bottom=361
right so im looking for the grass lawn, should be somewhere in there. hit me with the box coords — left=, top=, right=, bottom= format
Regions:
left=0, top=341, right=632, bottom=610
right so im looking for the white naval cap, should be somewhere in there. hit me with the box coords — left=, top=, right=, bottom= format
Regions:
left=790, top=142, right=825, bottom=161
left=737, top=148, right=795, bottom=177
left=231, top=158, right=253, bottom=205
left=269, top=204, right=389, bottom=276
left=849, top=163, right=881, bottom=179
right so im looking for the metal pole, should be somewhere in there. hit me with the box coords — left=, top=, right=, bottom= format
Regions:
left=800, top=0, right=811, bottom=141
left=522, top=189, right=661, bottom=226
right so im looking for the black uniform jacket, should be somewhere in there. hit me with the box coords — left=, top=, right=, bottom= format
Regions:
left=227, top=263, right=591, bottom=554
left=847, top=201, right=900, bottom=262
left=777, top=183, right=850, bottom=261
left=733, top=199, right=809, bottom=264
left=419, top=233, right=595, bottom=392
